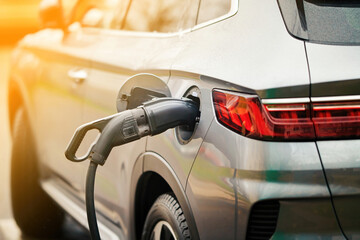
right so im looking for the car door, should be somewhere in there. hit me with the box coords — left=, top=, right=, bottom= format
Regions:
left=31, top=0, right=114, bottom=191
left=80, top=0, right=200, bottom=235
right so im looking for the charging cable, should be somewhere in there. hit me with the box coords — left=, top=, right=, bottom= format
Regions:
left=65, top=98, right=200, bottom=239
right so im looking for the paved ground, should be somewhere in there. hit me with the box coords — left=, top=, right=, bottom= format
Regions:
left=0, top=46, right=90, bottom=240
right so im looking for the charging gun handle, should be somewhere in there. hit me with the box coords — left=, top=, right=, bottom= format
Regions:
left=65, top=114, right=118, bottom=162
left=65, top=97, right=200, bottom=164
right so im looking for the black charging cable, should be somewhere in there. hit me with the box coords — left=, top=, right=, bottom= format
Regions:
left=86, top=162, right=100, bottom=239
left=65, top=98, right=200, bottom=239
left=85, top=162, right=100, bottom=239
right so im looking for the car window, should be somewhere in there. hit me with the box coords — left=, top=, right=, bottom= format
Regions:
left=122, top=0, right=200, bottom=33
left=70, top=0, right=129, bottom=29
left=196, top=0, right=232, bottom=24
left=61, top=0, right=78, bottom=25
left=278, top=0, right=360, bottom=45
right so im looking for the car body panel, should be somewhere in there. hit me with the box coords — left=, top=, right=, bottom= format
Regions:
left=306, top=43, right=360, bottom=239
left=170, top=1, right=339, bottom=238
left=79, top=26, right=193, bottom=237
left=316, top=140, right=360, bottom=239
left=306, top=43, right=360, bottom=96
left=33, top=53, right=88, bottom=191
left=274, top=198, right=344, bottom=239
left=147, top=72, right=215, bottom=188
left=12, top=28, right=103, bottom=190
left=172, top=0, right=310, bottom=95
left=187, top=116, right=337, bottom=239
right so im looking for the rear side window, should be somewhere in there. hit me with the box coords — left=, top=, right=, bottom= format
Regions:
left=278, top=0, right=360, bottom=45
left=197, top=0, right=232, bottom=24
left=70, top=0, right=128, bottom=29
left=122, top=0, right=200, bottom=33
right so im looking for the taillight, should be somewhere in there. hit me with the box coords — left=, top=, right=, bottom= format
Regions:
left=212, top=90, right=315, bottom=140
left=313, top=101, right=360, bottom=139
left=212, top=90, right=360, bottom=141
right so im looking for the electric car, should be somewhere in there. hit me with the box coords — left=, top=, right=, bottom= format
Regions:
left=7, top=0, right=360, bottom=239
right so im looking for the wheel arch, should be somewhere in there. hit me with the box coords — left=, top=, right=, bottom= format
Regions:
left=8, top=75, right=33, bottom=136
left=130, top=152, right=199, bottom=240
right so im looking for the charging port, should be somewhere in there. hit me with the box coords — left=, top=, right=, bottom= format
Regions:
left=176, top=86, right=201, bottom=144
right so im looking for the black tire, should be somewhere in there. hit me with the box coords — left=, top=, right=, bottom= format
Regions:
left=142, top=193, right=191, bottom=240
left=10, top=107, right=64, bottom=238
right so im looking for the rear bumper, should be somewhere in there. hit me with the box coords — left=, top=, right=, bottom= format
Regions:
left=274, top=198, right=344, bottom=239
left=317, top=140, right=360, bottom=239
left=188, top=119, right=346, bottom=239
left=186, top=120, right=344, bottom=239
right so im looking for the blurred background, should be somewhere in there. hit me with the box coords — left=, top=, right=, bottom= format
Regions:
left=0, top=0, right=41, bottom=234
left=0, top=0, right=41, bottom=45
left=0, top=1, right=88, bottom=239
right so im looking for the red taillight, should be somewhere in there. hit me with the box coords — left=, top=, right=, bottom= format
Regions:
left=313, top=101, right=360, bottom=139
left=213, top=91, right=315, bottom=140
left=213, top=90, right=360, bottom=141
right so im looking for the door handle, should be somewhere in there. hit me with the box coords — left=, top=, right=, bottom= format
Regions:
left=68, top=68, right=87, bottom=84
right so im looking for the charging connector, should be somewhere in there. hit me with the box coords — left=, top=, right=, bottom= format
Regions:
left=65, top=97, right=200, bottom=239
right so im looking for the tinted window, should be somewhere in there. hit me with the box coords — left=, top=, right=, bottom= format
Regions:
left=62, top=0, right=78, bottom=25
left=70, top=0, right=127, bottom=29
left=278, top=0, right=360, bottom=45
left=197, top=0, right=231, bottom=24
left=123, top=0, right=199, bottom=33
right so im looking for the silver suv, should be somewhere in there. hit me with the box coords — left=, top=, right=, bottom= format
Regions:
left=8, top=0, right=360, bottom=239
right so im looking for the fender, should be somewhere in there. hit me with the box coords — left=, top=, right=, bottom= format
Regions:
left=8, top=47, right=42, bottom=136
left=130, top=151, right=200, bottom=240
left=8, top=74, right=36, bottom=135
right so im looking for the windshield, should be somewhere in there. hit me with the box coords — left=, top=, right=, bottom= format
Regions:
left=278, top=0, right=360, bottom=45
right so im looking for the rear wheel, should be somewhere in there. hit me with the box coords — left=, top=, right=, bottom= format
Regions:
left=10, top=107, right=64, bottom=237
left=141, top=193, right=191, bottom=240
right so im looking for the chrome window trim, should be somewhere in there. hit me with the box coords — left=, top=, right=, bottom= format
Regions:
left=261, top=98, right=310, bottom=104
left=192, top=0, right=239, bottom=31
left=77, top=0, right=239, bottom=38
left=311, top=95, right=360, bottom=102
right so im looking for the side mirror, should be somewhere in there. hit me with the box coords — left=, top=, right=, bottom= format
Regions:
left=39, top=0, right=64, bottom=29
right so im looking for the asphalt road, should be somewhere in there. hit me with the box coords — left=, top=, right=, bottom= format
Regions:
left=0, top=46, right=90, bottom=240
